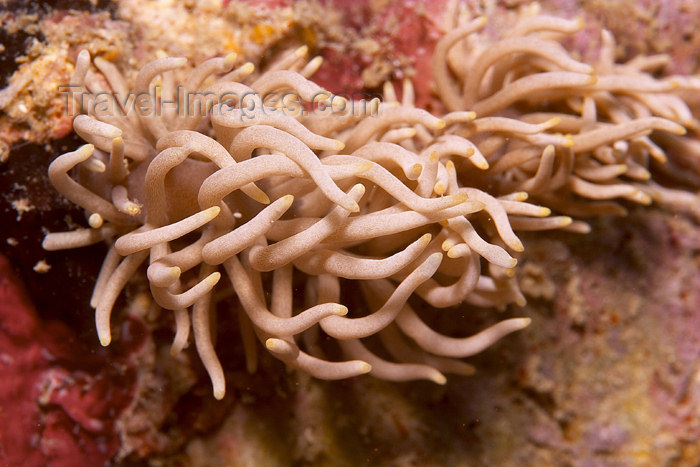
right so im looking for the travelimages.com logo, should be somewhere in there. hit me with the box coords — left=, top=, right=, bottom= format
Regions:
left=58, top=85, right=382, bottom=121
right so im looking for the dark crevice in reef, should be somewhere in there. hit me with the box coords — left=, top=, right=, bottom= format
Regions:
left=0, top=135, right=104, bottom=335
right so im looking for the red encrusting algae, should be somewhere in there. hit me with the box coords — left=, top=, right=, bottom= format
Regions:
left=0, top=253, right=136, bottom=466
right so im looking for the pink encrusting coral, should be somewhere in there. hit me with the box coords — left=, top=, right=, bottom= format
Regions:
left=41, top=6, right=700, bottom=405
